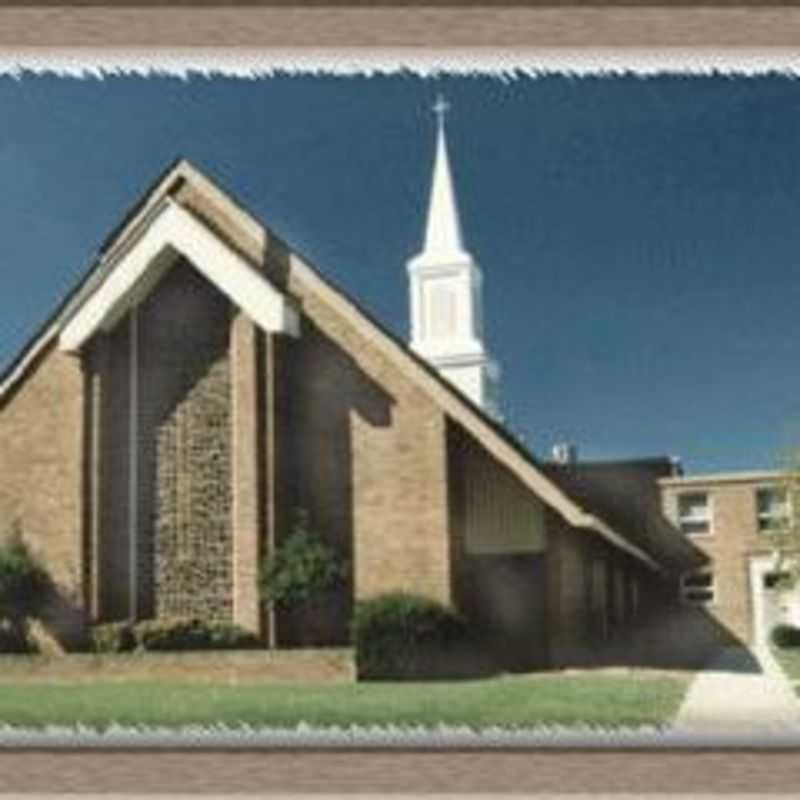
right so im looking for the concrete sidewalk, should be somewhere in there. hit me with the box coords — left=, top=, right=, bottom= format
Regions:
left=674, top=646, right=800, bottom=735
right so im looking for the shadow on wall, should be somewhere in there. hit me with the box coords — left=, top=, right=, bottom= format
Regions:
left=458, top=553, right=550, bottom=674
left=36, top=582, right=92, bottom=652
left=564, top=603, right=762, bottom=675
left=268, top=237, right=395, bottom=648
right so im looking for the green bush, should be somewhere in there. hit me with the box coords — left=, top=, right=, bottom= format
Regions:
left=0, top=527, right=51, bottom=621
left=0, top=619, right=35, bottom=654
left=771, top=623, right=800, bottom=649
left=261, top=510, right=347, bottom=610
left=133, top=618, right=261, bottom=652
left=91, top=622, right=137, bottom=654
left=91, top=618, right=263, bottom=653
left=352, top=592, right=488, bottom=680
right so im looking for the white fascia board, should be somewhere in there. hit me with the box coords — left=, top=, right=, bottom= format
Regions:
left=59, top=200, right=299, bottom=352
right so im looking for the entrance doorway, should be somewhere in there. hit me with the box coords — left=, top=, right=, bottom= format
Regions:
left=749, top=554, right=800, bottom=645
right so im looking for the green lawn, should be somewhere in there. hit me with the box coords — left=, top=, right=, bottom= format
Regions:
left=0, top=672, right=690, bottom=730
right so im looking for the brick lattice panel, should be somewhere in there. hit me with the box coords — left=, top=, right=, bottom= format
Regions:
left=137, top=261, right=234, bottom=621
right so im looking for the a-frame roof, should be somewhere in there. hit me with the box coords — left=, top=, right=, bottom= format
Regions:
left=0, top=158, right=706, bottom=575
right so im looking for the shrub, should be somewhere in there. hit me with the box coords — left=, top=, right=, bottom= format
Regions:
left=771, top=623, right=800, bottom=649
left=0, top=527, right=51, bottom=621
left=0, top=619, right=35, bottom=654
left=91, top=618, right=263, bottom=653
left=260, top=509, right=347, bottom=610
left=352, top=592, right=485, bottom=680
left=91, top=622, right=137, bottom=654
left=133, top=618, right=261, bottom=652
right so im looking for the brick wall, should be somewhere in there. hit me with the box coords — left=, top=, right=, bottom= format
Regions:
left=661, top=480, right=770, bottom=644
left=0, top=340, right=87, bottom=643
left=175, top=179, right=457, bottom=635
left=544, top=511, right=671, bottom=668
left=137, top=262, right=234, bottom=622
left=279, top=298, right=452, bottom=620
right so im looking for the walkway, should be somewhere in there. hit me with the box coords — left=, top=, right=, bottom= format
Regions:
left=674, top=646, right=800, bottom=735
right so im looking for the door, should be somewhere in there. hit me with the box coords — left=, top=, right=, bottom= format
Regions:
left=750, top=555, right=799, bottom=645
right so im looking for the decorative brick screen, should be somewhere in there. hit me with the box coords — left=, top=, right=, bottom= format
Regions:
left=137, top=261, right=234, bottom=621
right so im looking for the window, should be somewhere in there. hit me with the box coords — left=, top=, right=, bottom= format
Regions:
left=428, top=283, right=457, bottom=339
left=677, top=492, right=712, bottom=536
left=680, top=570, right=715, bottom=605
left=756, top=487, right=789, bottom=533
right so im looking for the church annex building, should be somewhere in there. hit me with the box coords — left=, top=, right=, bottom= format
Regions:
left=0, top=113, right=757, bottom=670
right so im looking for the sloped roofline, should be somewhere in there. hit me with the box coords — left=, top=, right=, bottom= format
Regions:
left=0, top=158, right=673, bottom=572
left=59, top=198, right=299, bottom=351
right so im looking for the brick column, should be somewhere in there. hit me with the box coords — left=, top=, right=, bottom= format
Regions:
left=231, top=313, right=264, bottom=635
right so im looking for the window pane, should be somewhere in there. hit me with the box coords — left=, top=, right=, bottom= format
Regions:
left=684, top=588, right=714, bottom=603
left=678, top=493, right=708, bottom=519
left=683, top=572, right=712, bottom=589
left=680, top=520, right=710, bottom=536
left=757, top=488, right=787, bottom=515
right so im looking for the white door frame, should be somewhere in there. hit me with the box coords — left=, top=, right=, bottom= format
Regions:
left=749, top=552, right=789, bottom=646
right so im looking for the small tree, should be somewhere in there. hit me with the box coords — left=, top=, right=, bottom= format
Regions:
left=260, top=509, right=347, bottom=611
left=0, top=523, right=51, bottom=627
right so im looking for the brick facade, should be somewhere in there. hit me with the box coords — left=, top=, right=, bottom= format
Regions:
left=84, top=262, right=237, bottom=625
left=661, top=474, right=778, bottom=644
left=139, top=263, right=234, bottom=622
left=276, top=285, right=452, bottom=643
left=0, top=163, right=698, bottom=662
left=0, top=341, right=87, bottom=642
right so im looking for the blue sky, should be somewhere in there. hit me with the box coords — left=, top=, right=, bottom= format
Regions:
left=1, top=73, right=799, bottom=474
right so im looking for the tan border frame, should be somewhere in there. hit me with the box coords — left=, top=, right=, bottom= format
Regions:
left=3, top=2, right=800, bottom=795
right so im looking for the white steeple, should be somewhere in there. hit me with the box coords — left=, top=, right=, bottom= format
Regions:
left=421, top=97, right=467, bottom=262
left=408, top=96, right=501, bottom=417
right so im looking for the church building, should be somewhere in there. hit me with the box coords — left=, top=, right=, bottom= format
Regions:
left=0, top=106, right=707, bottom=668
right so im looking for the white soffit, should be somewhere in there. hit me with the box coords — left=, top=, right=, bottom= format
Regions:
left=58, top=198, right=299, bottom=352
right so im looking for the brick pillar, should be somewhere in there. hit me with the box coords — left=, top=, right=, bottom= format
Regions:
left=231, top=313, right=264, bottom=635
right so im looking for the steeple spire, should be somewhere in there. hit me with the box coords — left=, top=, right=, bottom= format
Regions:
left=420, top=95, right=468, bottom=263
left=407, top=96, right=502, bottom=419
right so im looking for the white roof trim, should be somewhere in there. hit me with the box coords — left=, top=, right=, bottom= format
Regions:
left=59, top=199, right=299, bottom=353
left=659, top=470, right=784, bottom=487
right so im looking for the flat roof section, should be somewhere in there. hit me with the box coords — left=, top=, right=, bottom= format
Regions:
left=659, top=470, right=784, bottom=487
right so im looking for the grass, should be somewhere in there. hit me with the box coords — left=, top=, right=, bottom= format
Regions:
left=0, top=672, right=690, bottom=730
